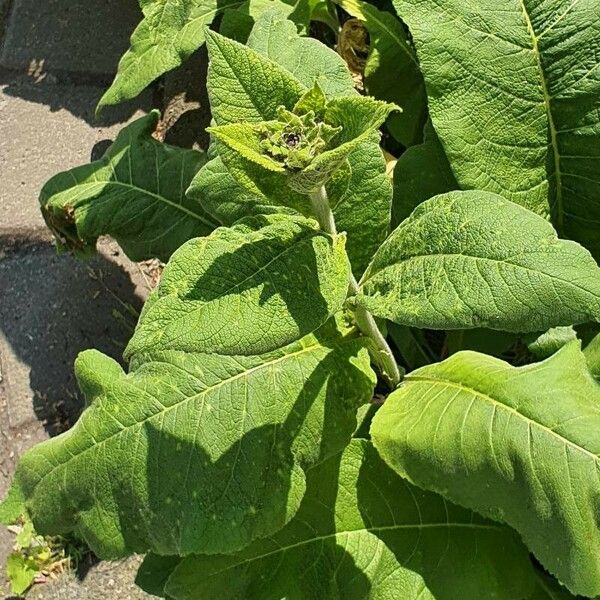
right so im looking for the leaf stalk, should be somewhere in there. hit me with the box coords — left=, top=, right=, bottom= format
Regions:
left=309, top=186, right=402, bottom=389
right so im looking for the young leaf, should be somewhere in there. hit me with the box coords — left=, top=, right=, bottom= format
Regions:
left=125, top=215, right=351, bottom=358
left=40, top=112, right=217, bottom=262
left=205, top=28, right=306, bottom=125
left=187, top=156, right=301, bottom=224
left=210, top=94, right=397, bottom=194
left=335, top=0, right=427, bottom=146
left=392, top=0, right=600, bottom=258
left=202, top=11, right=392, bottom=274
left=356, top=190, right=600, bottom=332
left=392, top=122, right=458, bottom=228
left=158, top=440, right=535, bottom=600
left=371, top=342, right=600, bottom=597
left=3, top=317, right=375, bottom=559
left=6, top=552, right=38, bottom=595
left=98, top=0, right=245, bottom=109
left=247, top=7, right=356, bottom=98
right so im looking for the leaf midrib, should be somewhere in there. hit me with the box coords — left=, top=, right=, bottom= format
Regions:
left=59, top=179, right=218, bottom=229
left=31, top=340, right=341, bottom=488
left=517, top=0, right=563, bottom=229
left=361, top=251, right=599, bottom=301
left=184, top=520, right=505, bottom=584
left=405, top=375, right=600, bottom=463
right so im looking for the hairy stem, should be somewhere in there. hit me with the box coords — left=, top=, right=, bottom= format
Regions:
left=309, top=186, right=402, bottom=389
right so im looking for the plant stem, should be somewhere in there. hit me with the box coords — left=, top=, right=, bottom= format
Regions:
left=309, top=186, right=402, bottom=389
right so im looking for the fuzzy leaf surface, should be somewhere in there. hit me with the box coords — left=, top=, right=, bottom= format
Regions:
left=201, top=12, right=392, bottom=272
left=3, top=315, right=375, bottom=559
left=125, top=215, right=350, bottom=358
left=156, top=440, right=535, bottom=600
left=392, top=0, right=600, bottom=258
left=371, top=342, right=600, bottom=596
left=99, top=0, right=244, bottom=108
left=40, top=112, right=217, bottom=262
left=357, top=190, right=600, bottom=332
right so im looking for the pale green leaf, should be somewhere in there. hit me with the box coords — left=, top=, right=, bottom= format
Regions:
left=186, top=156, right=296, bottom=225
left=7, top=553, right=38, bottom=595
left=159, top=440, right=535, bottom=600
left=336, top=0, right=427, bottom=146
left=371, top=342, right=600, bottom=596
left=392, top=0, right=600, bottom=258
left=40, top=112, right=217, bottom=262
left=584, top=331, right=600, bottom=380
left=125, top=215, right=351, bottom=358
left=99, top=0, right=244, bottom=108
left=527, top=326, right=578, bottom=359
left=357, top=190, right=600, bottom=332
left=4, top=317, right=374, bottom=559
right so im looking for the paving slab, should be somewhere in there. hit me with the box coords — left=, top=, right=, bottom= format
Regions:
left=0, top=76, right=151, bottom=233
left=0, top=0, right=142, bottom=77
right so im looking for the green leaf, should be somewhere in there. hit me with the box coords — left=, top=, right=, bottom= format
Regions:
left=246, top=7, right=356, bottom=98
left=0, top=484, right=25, bottom=525
left=357, top=190, right=600, bottom=332
left=527, top=326, right=578, bottom=360
left=98, top=0, right=244, bottom=108
left=125, top=215, right=351, bottom=358
left=159, top=440, right=535, bottom=600
left=392, top=0, right=600, bottom=258
left=206, top=28, right=306, bottom=125
left=371, top=342, right=600, bottom=596
left=584, top=331, right=600, bottom=380
left=187, top=156, right=300, bottom=224
left=40, top=112, right=217, bottom=262
left=336, top=0, right=427, bottom=146
left=136, top=553, right=182, bottom=597
left=529, top=571, right=579, bottom=600
left=6, top=316, right=374, bottom=559
left=326, top=137, right=391, bottom=275
left=392, top=122, right=458, bottom=228
left=6, top=552, right=38, bottom=595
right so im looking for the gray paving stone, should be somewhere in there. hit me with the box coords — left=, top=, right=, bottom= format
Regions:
left=0, top=0, right=142, bottom=76
left=0, top=237, right=151, bottom=431
left=0, top=77, right=150, bottom=233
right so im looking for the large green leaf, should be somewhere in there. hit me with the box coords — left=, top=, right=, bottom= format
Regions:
left=336, top=0, right=427, bottom=146
left=147, top=440, right=534, bottom=600
left=98, top=0, right=245, bottom=109
left=3, top=317, right=374, bottom=559
left=125, top=215, right=350, bottom=358
left=371, top=342, right=600, bottom=596
left=392, top=0, right=600, bottom=258
left=357, top=190, right=600, bottom=332
left=40, top=112, right=217, bottom=262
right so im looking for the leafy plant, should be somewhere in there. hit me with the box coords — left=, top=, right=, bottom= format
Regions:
left=2, top=1, right=600, bottom=598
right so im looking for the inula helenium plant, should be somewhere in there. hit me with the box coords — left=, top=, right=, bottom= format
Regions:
left=2, top=1, right=600, bottom=598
